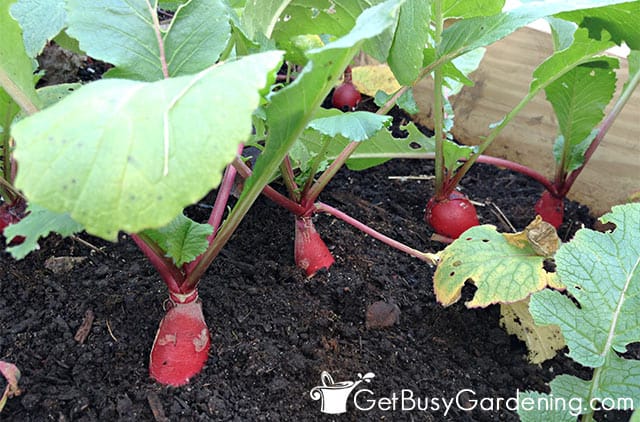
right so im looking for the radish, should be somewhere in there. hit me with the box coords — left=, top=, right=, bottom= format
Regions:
left=294, top=216, right=335, bottom=277
left=425, top=191, right=479, bottom=239
left=0, top=199, right=26, bottom=245
left=534, top=190, right=564, bottom=229
left=149, top=290, right=210, bottom=386
left=332, top=66, right=361, bottom=111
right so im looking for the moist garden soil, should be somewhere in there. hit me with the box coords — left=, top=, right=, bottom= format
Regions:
left=6, top=152, right=635, bottom=422
left=1, top=45, right=635, bottom=421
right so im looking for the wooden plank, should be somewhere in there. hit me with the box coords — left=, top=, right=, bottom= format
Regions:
left=407, top=26, right=640, bottom=216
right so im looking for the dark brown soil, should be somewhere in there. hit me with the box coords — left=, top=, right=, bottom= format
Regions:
left=5, top=152, right=628, bottom=421
left=2, top=44, right=632, bottom=422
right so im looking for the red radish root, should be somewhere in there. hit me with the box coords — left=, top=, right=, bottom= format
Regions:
left=0, top=199, right=26, bottom=245
left=332, top=66, right=361, bottom=111
left=149, top=290, right=210, bottom=386
left=425, top=191, right=479, bottom=239
left=534, top=190, right=564, bottom=229
left=294, top=216, right=335, bottom=277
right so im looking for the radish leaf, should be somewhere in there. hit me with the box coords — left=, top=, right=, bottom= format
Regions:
left=12, top=51, right=283, bottom=240
left=0, top=0, right=40, bottom=115
left=290, top=108, right=433, bottom=173
left=558, top=1, right=640, bottom=49
left=523, top=203, right=640, bottom=420
left=308, top=111, right=391, bottom=142
left=4, top=203, right=82, bottom=260
left=438, top=0, right=630, bottom=63
left=434, top=217, right=561, bottom=308
left=67, top=0, right=233, bottom=81
left=242, top=0, right=403, bottom=204
left=143, top=214, right=213, bottom=266
left=242, top=0, right=292, bottom=39
left=388, top=0, right=430, bottom=85
left=10, top=0, right=66, bottom=58
left=546, top=60, right=617, bottom=173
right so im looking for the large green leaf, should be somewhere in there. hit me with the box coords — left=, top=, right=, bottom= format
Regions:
left=434, top=221, right=559, bottom=308
left=12, top=51, right=283, bottom=240
left=66, top=0, right=233, bottom=81
left=4, top=203, right=82, bottom=259
left=0, top=0, right=40, bottom=114
left=547, top=60, right=617, bottom=173
left=558, top=1, right=640, bottom=50
left=438, top=0, right=631, bottom=63
left=10, top=0, right=66, bottom=58
left=388, top=0, right=430, bottom=85
left=143, top=213, right=213, bottom=266
left=527, top=203, right=640, bottom=418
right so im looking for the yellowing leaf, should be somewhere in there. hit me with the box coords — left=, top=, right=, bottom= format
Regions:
left=504, top=215, right=560, bottom=257
left=352, top=64, right=401, bottom=97
left=434, top=224, right=556, bottom=308
left=500, top=299, right=565, bottom=364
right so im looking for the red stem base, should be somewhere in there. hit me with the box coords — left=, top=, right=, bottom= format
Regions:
left=294, top=216, right=335, bottom=277
left=149, top=290, right=210, bottom=386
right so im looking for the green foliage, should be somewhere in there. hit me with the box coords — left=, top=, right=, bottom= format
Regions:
left=441, top=0, right=504, bottom=19
left=0, top=0, right=40, bottom=114
left=434, top=223, right=558, bottom=308
left=558, top=1, right=640, bottom=50
left=307, top=111, right=391, bottom=142
left=143, top=213, right=213, bottom=266
left=388, top=0, right=430, bottom=85
left=243, top=0, right=403, bottom=201
left=521, top=204, right=640, bottom=420
left=4, top=203, right=82, bottom=259
left=12, top=52, right=282, bottom=240
left=289, top=108, right=433, bottom=175
left=547, top=60, right=618, bottom=173
left=66, top=0, right=233, bottom=81
left=10, top=0, right=66, bottom=58
left=438, top=0, right=630, bottom=63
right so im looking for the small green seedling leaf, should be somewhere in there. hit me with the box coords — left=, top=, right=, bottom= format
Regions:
left=308, top=111, right=391, bottom=142
left=528, top=203, right=640, bottom=419
left=434, top=216, right=561, bottom=308
left=500, top=299, right=565, bottom=364
left=67, top=0, right=233, bottom=81
left=442, top=139, right=475, bottom=173
left=12, top=51, right=283, bottom=240
left=4, top=203, right=83, bottom=259
left=0, top=361, right=21, bottom=412
left=10, top=0, right=66, bottom=58
left=546, top=60, right=617, bottom=173
left=143, top=213, right=213, bottom=266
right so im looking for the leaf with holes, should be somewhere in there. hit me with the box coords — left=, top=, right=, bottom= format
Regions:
left=434, top=222, right=558, bottom=308
left=523, top=203, right=640, bottom=420
left=12, top=51, right=282, bottom=240
left=500, top=299, right=565, bottom=364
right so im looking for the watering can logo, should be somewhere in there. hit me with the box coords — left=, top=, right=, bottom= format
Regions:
left=310, top=371, right=375, bottom=414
